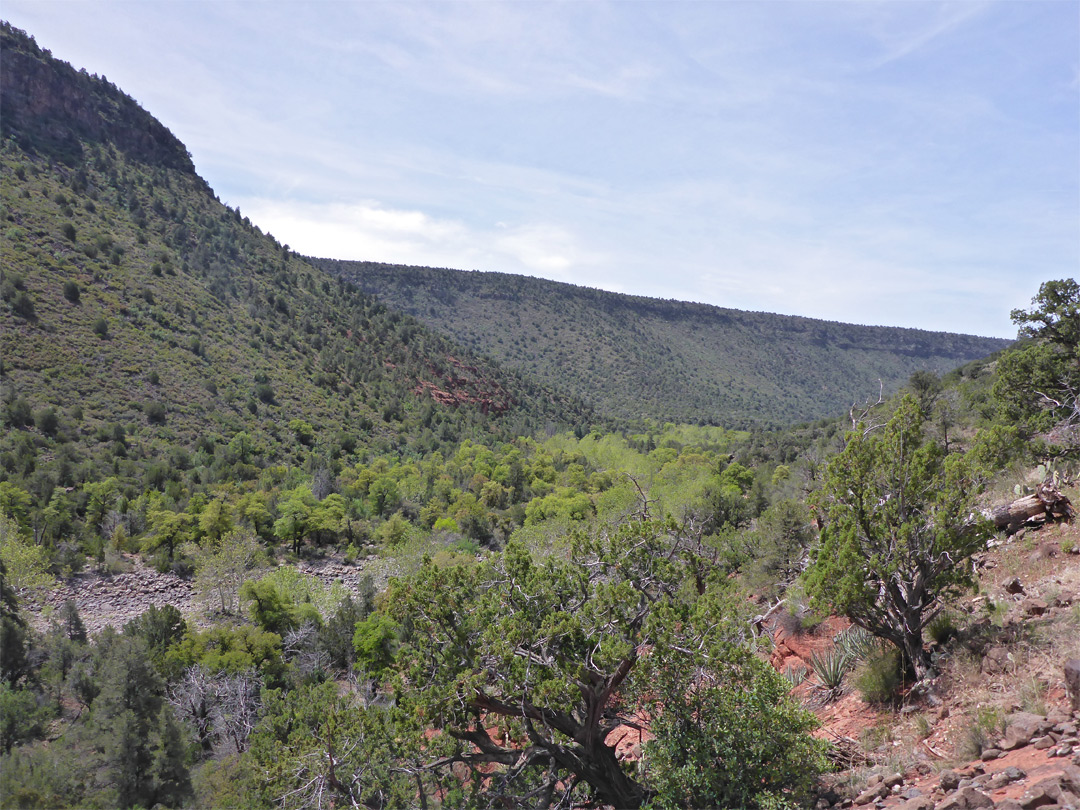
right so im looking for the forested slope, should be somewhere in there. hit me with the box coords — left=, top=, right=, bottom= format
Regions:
left=0, top=23, right=593, bottom=496
left=318, top=260, right=1010, bottom=428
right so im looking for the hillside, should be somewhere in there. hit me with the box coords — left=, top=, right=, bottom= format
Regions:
left=316, top=260, right=1011, bottom=428
left=0, top=23, right=592, bottom=492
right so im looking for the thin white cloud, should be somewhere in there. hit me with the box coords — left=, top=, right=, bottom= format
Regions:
left=2, top=0, right=1073, bottom=341
left=236, top=198, right=606, bottom=282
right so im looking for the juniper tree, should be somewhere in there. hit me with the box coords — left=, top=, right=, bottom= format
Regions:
left=805, top=396, right=993, bottom=681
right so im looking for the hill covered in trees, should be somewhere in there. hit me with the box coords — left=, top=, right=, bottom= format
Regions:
left=317, top=260, right=1010, bottom=428
left=0, top=22, right=593, bottom=498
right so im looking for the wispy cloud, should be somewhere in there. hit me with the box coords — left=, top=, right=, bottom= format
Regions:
left=2, top=0, right=1074, bottom=340
left=237, top=198, right=606, bottom=282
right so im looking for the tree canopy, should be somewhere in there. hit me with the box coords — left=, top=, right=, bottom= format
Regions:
left=804, top=396, right=993, bottom=680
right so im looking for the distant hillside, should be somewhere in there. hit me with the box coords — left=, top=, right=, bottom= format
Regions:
left=0, top=22, right=592, bottom=490
left=317, top=261, right=1011, bottom=428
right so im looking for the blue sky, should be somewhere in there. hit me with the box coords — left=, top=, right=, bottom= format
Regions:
left=5, top=1, right=1078, bottom=338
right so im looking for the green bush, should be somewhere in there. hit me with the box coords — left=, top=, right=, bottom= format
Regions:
left=33, top=408, right=59, bottom=437
left=92, top=317, right=108, bottom=338
left=144, top=401, right=166, bottom=424
left=926, top=611, right=959, bottom=645
left=853, top=646, right=905, bottom=705
left=62, top=281, right=80, bottom=303
left=959, top=706, right=1005, bottom=760
left=11, top=291, right=34, bottom=320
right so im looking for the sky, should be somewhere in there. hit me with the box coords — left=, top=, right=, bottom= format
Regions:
left=4, top=1, right=1078, bottom=339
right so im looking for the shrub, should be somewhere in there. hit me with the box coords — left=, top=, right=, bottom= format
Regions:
left=63, top=281, right=80, bottom=303
left=92, top=317, right=108, bottom=338
left=853, top=647, right=905, bottom=705
left=1019, top=676, right=1047, bottom=715
left=6, top=398, right=32, bottom=427
left=144, top=401, right=166, bottom=424
left=926, top=611, right=959, bottom=645
left=34, top=407, right=59, bottom=437
left=61, top=222, right=76, bottom=241
left=11, top=291, right=34, bottom=320
left=959, top=706, right=1004, bottom=760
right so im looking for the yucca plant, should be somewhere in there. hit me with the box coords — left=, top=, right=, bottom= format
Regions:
left=782, top=664, right=808, bottom=689
left=810, top=648, right=850, bottom=697
left=833, top=626, right=880, bottom=662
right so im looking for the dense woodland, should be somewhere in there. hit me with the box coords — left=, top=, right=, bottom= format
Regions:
left=2, top=21, right=1079, bottom=810
left=317, top=259, right=1007, bottom=428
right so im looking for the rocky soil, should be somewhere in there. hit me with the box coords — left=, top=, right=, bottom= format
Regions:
left=797, top=517, right=1080, bottom=810
left=25, top=553, right=377, bottom=635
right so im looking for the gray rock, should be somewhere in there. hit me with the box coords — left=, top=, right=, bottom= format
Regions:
left=853, top=784, right=888, bottom=806
left=1067, top=660, right=1080, bottom=713
left=1001, top=713, right=1054, bottom=751
left=937, top=786, right=994, bottom=810
left=941, top=770, right=963, bottom=791
left=1017, top=766, right=1080, bottom=809
left=984, top=647, right=1013, bottom=675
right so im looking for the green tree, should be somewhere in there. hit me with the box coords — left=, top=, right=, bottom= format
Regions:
left=994, top=280, right=1080, bottom=445
left=0, top=514, right=53, bottom=597
left=245, top=682, right=416, bottom=808
left=85, top=633, right=192, bottom=808
left=383, top=519, right=824, bottom=808
left=197, top=495, right=234, bottom=543
left=352, top=613, right=397, bottom=678
left=187, top=529, right=269, bottom=615
left=804, top=396, right=992, bottom=680
left=643, top=632, right=827, bottom=809
left=143, top=500, right=193, bottom=563
left=273, top=485, right=315, bottom=555
left=0, top=561, right=30, bottom=687
left=1011, top=278, right=1080, bottom=347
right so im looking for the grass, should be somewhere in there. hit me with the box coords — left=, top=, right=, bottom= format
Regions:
left=957, top=706, right=1005, bottom=761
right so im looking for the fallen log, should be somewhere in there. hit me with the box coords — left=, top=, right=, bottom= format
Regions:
left=991, top=483, right=1074, bottom=533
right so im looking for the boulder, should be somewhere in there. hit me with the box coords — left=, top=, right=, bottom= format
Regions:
left=1066, top=659, right=1080, bottom=712
left=987, top=767, right=1028, bottom=790
left=1005, top=577, right=1026, bottom=595
left=1000, top=713, right=1054, bottom=751
left=1023, top=598, right=1049, bottom=617
left=897, top=798, right=933, bottom=810
left=937, top=786, right=994, bottom=810
left=1018, top=766, right=1080, bottom=809
left=853, top=783, right=888, bottom=805
left=941, top=770, right=963, bottom=791
left=984, top=647, right=1014, bottom=675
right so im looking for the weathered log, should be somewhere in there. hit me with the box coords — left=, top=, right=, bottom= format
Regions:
left=991, top=484, right=1074, bottom=533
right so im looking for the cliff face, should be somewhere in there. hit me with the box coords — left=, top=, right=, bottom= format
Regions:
left=0, top=21, right=194, bottom=172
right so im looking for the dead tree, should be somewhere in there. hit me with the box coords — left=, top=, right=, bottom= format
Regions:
left=991, top=483, right=1074, bottom=534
